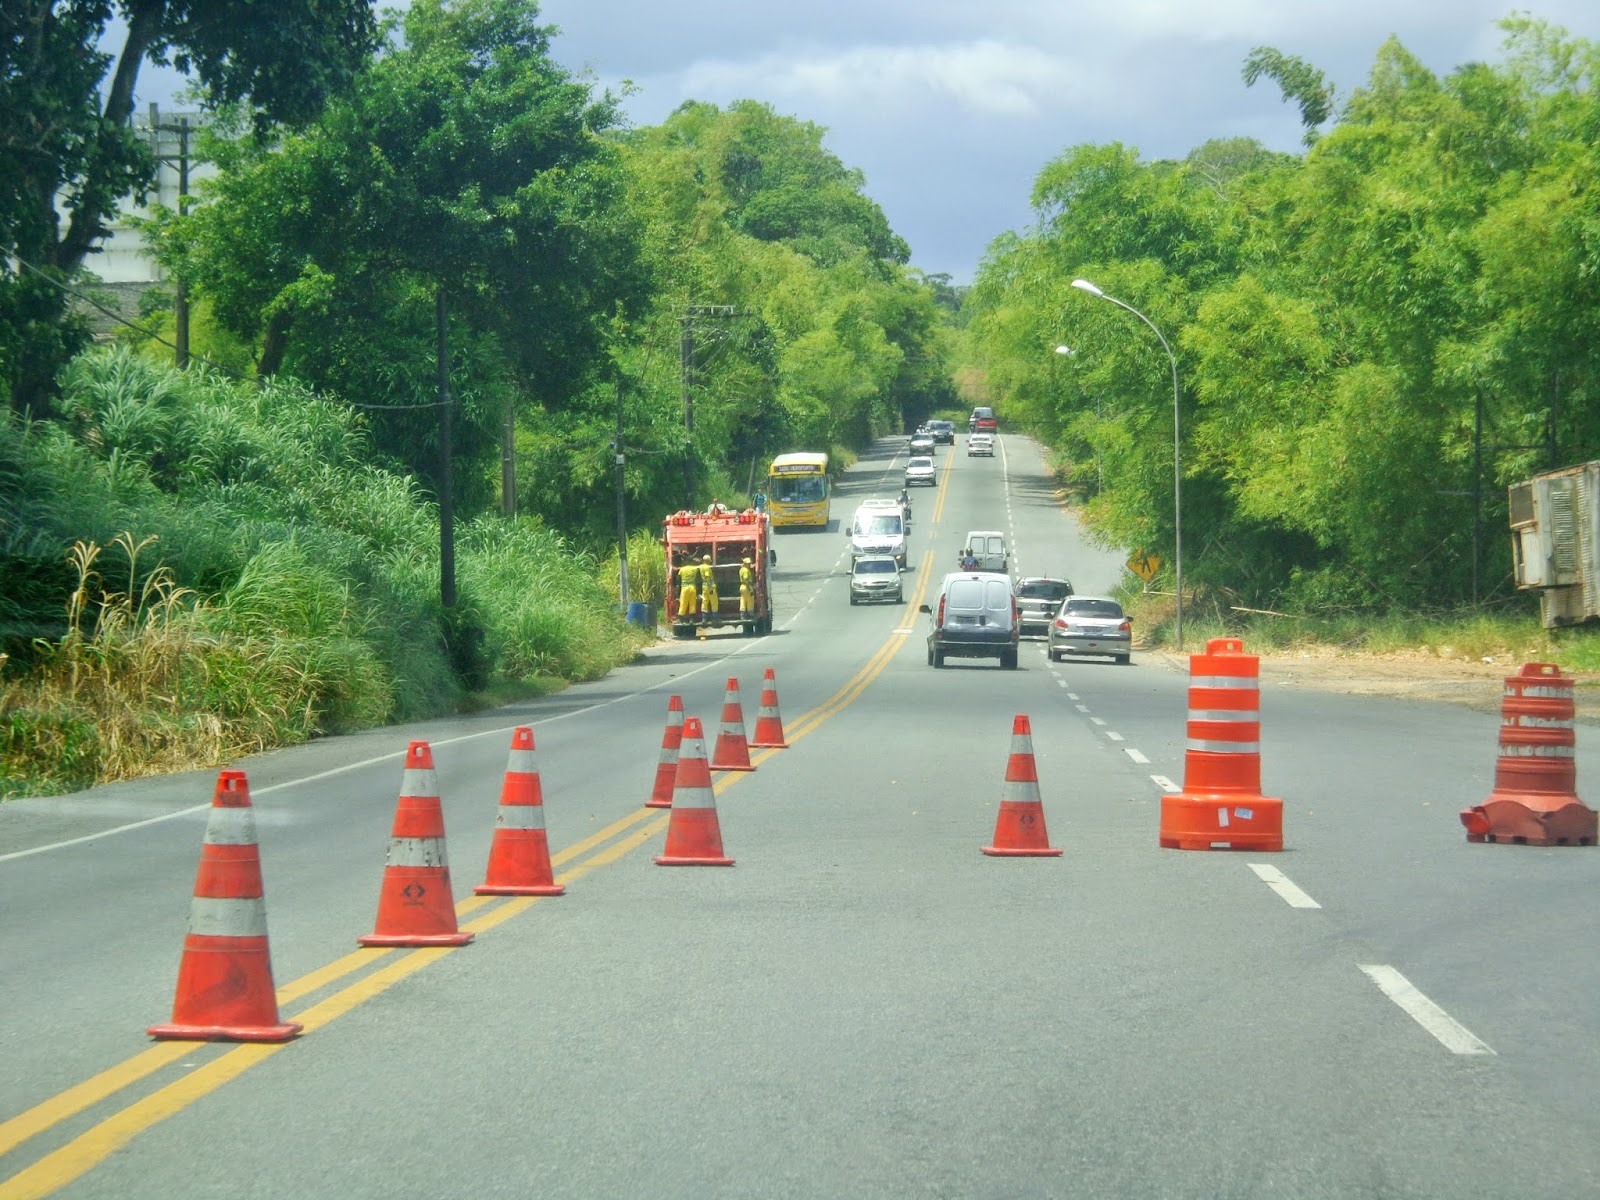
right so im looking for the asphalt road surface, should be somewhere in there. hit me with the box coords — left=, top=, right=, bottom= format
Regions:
left=2, top=431, right=1598, bottom=1199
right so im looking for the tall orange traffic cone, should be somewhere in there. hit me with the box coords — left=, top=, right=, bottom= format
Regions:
left=646, top=694, right=685, bottom=808
left=750, top=667, right=789, bottom=749
left=148, top=770, right=301, bottom=1042
left=1161, top=638, right=1283, bottom=851
left=359, top=741, right=474, bottom=946
left=710, top=676, right=756, bottom=771
left=475, top=727, right=565, bottom=895
left=982, top=715, right=1063, bottom=857
left=655, top=717, right=735, bottom=866
left=1460, top=662, right=1597, bottom=846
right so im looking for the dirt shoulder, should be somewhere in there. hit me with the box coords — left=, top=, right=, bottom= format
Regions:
left=1143, top=645, right=1600, bottom=724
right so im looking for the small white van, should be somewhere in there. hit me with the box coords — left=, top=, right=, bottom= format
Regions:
left=959, top=530, right=1007, bottom=573
left=850, top=501, right=907, bottom=570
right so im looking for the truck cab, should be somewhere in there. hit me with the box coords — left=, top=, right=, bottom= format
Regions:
left=849, top=500, right=907, bottom=570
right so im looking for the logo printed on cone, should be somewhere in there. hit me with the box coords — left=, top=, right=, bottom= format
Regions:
left=710, top=677, right=756, bottom=771
left=750, top=666, right=789, bottom=748
left=149, top=770, right=301, bottom=1043
left=476, top=727, right=566, bottom=895
left=1160, top=638, right=1283, bottom=851
left=360, top=741, right=474, bottom=946
left=1459, top=662, right=1597, bottom=846
left=655, top=717, right=735, bottom=866
left=646, top=695, right=685, bottom=808
left=982, top=714, right=1063, bottom=857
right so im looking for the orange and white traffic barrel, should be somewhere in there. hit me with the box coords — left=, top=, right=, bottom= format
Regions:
left=1460, top=662, right=1597, bottom=846
left=1160, top=637, right=1283, bottom=851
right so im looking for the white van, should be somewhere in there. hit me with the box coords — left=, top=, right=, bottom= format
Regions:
left=959, top=530, right=1007, bottom=573
left=850, top=501, right=907, bottom=570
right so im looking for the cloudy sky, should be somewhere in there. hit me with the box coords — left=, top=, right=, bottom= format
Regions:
left=523, top=1, right=1600, bottom=283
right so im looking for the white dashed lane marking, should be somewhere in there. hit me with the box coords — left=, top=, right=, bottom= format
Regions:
left=1151, top=775, right=1179, bottom=792
left=1359, top=965, right=1495, bottom=1056
left=1125, top=748, right=1151, bottom=765
left=1248, top=863, right=1321, bottom=909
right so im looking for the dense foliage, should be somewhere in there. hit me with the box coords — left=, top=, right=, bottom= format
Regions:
left=961, top=17, right=1600, bottom=618
left=0, top=0, right=379, bottom=416
left=0, top=0, right=952, bottom=795
left=0, top=349, right=643, bottom=798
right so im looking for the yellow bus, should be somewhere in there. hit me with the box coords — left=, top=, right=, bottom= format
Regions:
left=765, top=452, right=831, bottom=529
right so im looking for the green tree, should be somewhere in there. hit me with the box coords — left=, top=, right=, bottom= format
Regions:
left=160, top=0, right=645, bottom=515
left=0, top=0, right=379, bottom=415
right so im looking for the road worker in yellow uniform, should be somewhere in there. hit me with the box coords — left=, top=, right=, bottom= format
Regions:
left=739, top=556, right=755, bottom=619
left=676, top=555, right=699, bottom=622
left=698, top=554, right=719, bottom=620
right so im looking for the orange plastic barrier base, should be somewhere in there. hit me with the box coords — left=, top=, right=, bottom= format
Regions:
left=1460, top=799, right=1597, bottom=847
left=1159, top=793, right=1284, bottom=851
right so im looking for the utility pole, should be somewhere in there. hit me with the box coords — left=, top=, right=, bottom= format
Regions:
left=437, top=288, right=456, bottom=608
left=680, top=317, right=694, bottom=508
left=147, top=104, right=194, bottom=367
left=678, top=305, right=757, bottom=509
left=614, top=377, right=630, bottom=610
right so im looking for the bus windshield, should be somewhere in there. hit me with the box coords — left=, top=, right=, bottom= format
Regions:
left=772, top=474, right=826, bottom=503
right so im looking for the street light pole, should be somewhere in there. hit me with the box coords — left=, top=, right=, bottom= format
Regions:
left=1070, top=279, right=1183, bottom=651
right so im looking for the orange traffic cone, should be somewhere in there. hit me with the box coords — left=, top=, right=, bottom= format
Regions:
left=475, top=727, right=565, bottom=895
left=1160, top=638, right=1283, bottom=851
left=982, top=715, right=1063, bottom=857
left=646, top=694, right=685, bottom=809
left=655, top=717, right=735, bottom=866
left=359, top=741, right=474, bottom=946
left=148, top=770, right=301, bottom=1042
left=1460, top=662, right=1598, bottom=846
left=710, top=676, right=756, bottom=771
left=750, top=667, right=789, bottom=749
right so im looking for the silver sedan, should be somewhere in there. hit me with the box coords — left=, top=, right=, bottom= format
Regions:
left=1046, top=596, right=1132, bottom=664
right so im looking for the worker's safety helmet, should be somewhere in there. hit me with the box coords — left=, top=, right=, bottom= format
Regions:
left=702, top=554, right=711, bottom=562
left=743, top=557, right=752, bottom=565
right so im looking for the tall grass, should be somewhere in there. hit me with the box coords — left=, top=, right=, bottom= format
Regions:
left=0, top=349, right=663, bottom=798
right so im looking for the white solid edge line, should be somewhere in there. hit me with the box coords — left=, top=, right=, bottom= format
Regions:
left=1125, top=748, right=1151, bottom=764
left=3, top=607, right=784, bottom=864
left=1247, top=863, right=1322, bottom=909
left=1358, top=965, right=1495, bottom=1056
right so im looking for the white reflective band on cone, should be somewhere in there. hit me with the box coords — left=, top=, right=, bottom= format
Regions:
left=202, top=806, right=259, bottom=846
left=505, top=749, right=536, bottom=773
left=1498, top=744, right=1576, bottom=758
left=658, top=746, right=678, bottom=764
left=386, top=836, right=449, bottom=867
left=1186, top=738, right=1262, bottom=753
left=495, top=804, right=547, bottom=830
left=1517, top=685, right=1572, bottom=698
left=399, top=768, right=439, bottom=797
left=672, top=779, right=715, bottom=809
left=1187, top=709, right=1260, bottom=723
left=188, top=896, right=269, bottom=937
left=1189, top=675, right=1259, bottom=690
left=1509, top=715, right=1574, bottom=729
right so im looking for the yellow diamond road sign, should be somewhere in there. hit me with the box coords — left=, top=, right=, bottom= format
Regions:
left=1128, top=551, right=1162, bottom=581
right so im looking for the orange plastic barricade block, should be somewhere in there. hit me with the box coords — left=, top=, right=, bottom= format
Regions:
left=1160, top=638, right=1283, bottom=851
left=1460, top=663, right=1597, bottom=846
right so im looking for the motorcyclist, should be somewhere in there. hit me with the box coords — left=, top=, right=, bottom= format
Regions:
left=898, top=488, right=912, bottom=524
